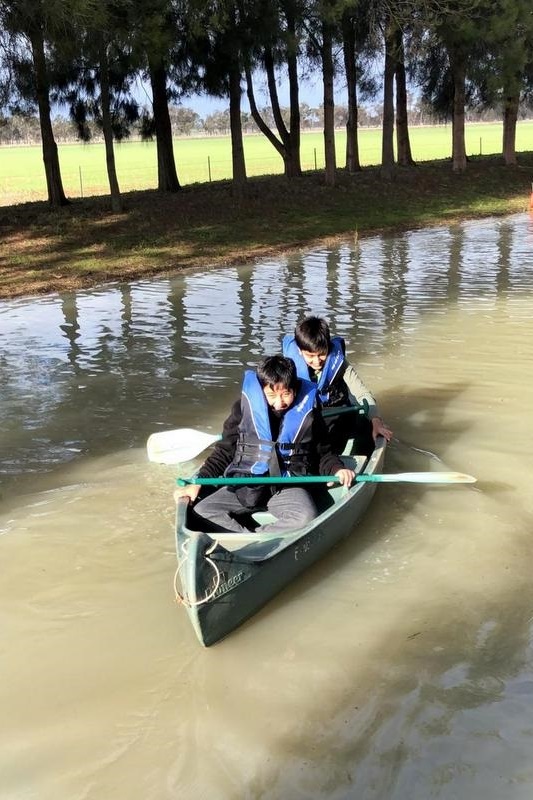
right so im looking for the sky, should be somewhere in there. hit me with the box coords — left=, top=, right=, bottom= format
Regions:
left=195, top=71, right=328, bottom=115
left=51, top=70, right=346, bottom=122
left=132, top=67, right=348, bottom=118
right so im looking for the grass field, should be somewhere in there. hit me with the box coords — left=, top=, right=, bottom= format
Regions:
left=2, top=121, right=533, bottom=206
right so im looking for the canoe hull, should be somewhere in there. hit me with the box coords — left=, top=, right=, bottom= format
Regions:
left=175, top=439, right=386, bottom=646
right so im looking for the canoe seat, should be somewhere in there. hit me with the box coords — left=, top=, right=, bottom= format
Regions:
left=251, top=511, right=278, bottom=527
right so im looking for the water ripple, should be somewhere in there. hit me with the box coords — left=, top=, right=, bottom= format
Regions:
left=1, top=213, right=533, bottom=485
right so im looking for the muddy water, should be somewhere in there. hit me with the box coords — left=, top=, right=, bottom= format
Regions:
left=1, top=214, right=533, bottom=799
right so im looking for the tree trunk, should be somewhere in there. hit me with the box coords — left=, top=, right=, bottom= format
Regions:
left=229, top=64, right=247, bottom=188
left=395, top=29, right=415, bottom=166
left=98, top=37, right=122, bottom=212
left=285, top=3, right=302, bottom=177
left=264, top=47, right=290, bottom=148
left=381, top=20, right=396, bottom=178
left=322, top=12, right=336, bottom=186
left=502, top=93, right=519, bottom=165
left=451, top=52, right=467, bottom=172
left=342, top=10, right=360, bottom=172
left=245, top=47, right=300, bottom=179
left=245, top=65, right=288, bottom=173
left=29, top=25, right=68, bottom=206
left=149, top=62, right=180, bottom=192
left=264, top=48, right=293, bottom=176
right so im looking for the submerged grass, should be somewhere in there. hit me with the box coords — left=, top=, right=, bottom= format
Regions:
left=1, top=154, right=532, bottom=300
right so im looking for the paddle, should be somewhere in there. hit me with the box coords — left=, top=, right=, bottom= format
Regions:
left=176, top=472, right=476, bottom=486
left=147, top=404, right=367, bottom=465
left=147, top=428, right=221, bottom=465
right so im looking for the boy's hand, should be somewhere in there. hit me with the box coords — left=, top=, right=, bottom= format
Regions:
left=174, top=484, right=201, bottom=504
left=372, top=417, right=393, bottom=441
left=332, top=468, right=355, bottom=488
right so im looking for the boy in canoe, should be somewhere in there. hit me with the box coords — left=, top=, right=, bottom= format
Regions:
left=174, top=355, right=355, bottom=533
left=282, top=315, right=392, bottom=455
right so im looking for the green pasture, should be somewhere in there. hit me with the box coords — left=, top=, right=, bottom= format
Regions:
left=1, top=121, right=532, bottom=205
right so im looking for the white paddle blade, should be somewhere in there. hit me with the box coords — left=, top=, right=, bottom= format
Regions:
left=373, top=471, right=476, bottom=484
left=147, top=429, right=221, bottom=464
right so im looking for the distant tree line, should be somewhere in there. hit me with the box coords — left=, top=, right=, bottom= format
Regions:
left=1, top=0, right=532, bottom=210
left=1, top=97, right=523, bottom=146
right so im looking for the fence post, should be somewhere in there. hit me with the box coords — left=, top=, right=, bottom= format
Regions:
left=208, top=156, right=212, bottom=182
left=479, top=137, right=482, bottom=156
left=79, top=166, right=83, bottom=198
left=314, top=148, right=317, bottom=170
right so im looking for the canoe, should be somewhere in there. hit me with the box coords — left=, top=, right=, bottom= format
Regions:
left=174, top=433, right=386, bottom=647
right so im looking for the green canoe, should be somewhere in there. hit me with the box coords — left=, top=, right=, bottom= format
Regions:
left=174, top=436, right=386, bottom=646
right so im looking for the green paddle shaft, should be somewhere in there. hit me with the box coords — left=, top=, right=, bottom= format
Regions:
left=177, top=475, right=337, bottom=486
left=176, top=471, right=476, bottom=486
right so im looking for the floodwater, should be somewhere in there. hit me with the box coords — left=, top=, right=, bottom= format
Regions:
left=1, top=214, right=533, bottom=800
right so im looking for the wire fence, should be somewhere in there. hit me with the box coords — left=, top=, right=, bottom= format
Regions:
left=2, top=122, right=532, bottom=206
left=2, top=148, right=319, bottom=204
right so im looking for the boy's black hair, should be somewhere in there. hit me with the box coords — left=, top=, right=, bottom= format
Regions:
left=256, top=355, right=298, bottom=391
left=294, top=316, right=331, bottom=353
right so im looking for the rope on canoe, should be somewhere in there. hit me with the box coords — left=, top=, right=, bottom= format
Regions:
left=173, top=538, right=222, bottom=608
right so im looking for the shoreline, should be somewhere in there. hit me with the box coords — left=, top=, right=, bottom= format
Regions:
left=1, top=156, right=532, bottom=301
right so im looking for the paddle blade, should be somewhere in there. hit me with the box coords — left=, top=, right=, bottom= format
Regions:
left=147, top=429, right=221, bottom=464
left=356, top=472, right=476, bottom=484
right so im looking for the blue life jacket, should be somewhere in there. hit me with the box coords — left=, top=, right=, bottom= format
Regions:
left=282, top=334, right=348, bottom=406
left=226, top=370, right=317, bottom=479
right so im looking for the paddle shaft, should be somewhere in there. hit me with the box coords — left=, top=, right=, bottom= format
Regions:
left=176, top=472, right=476, bottom=486
left=322, top=402, right=368, bottom=418
left=178, top=475, right=337, bottom=486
